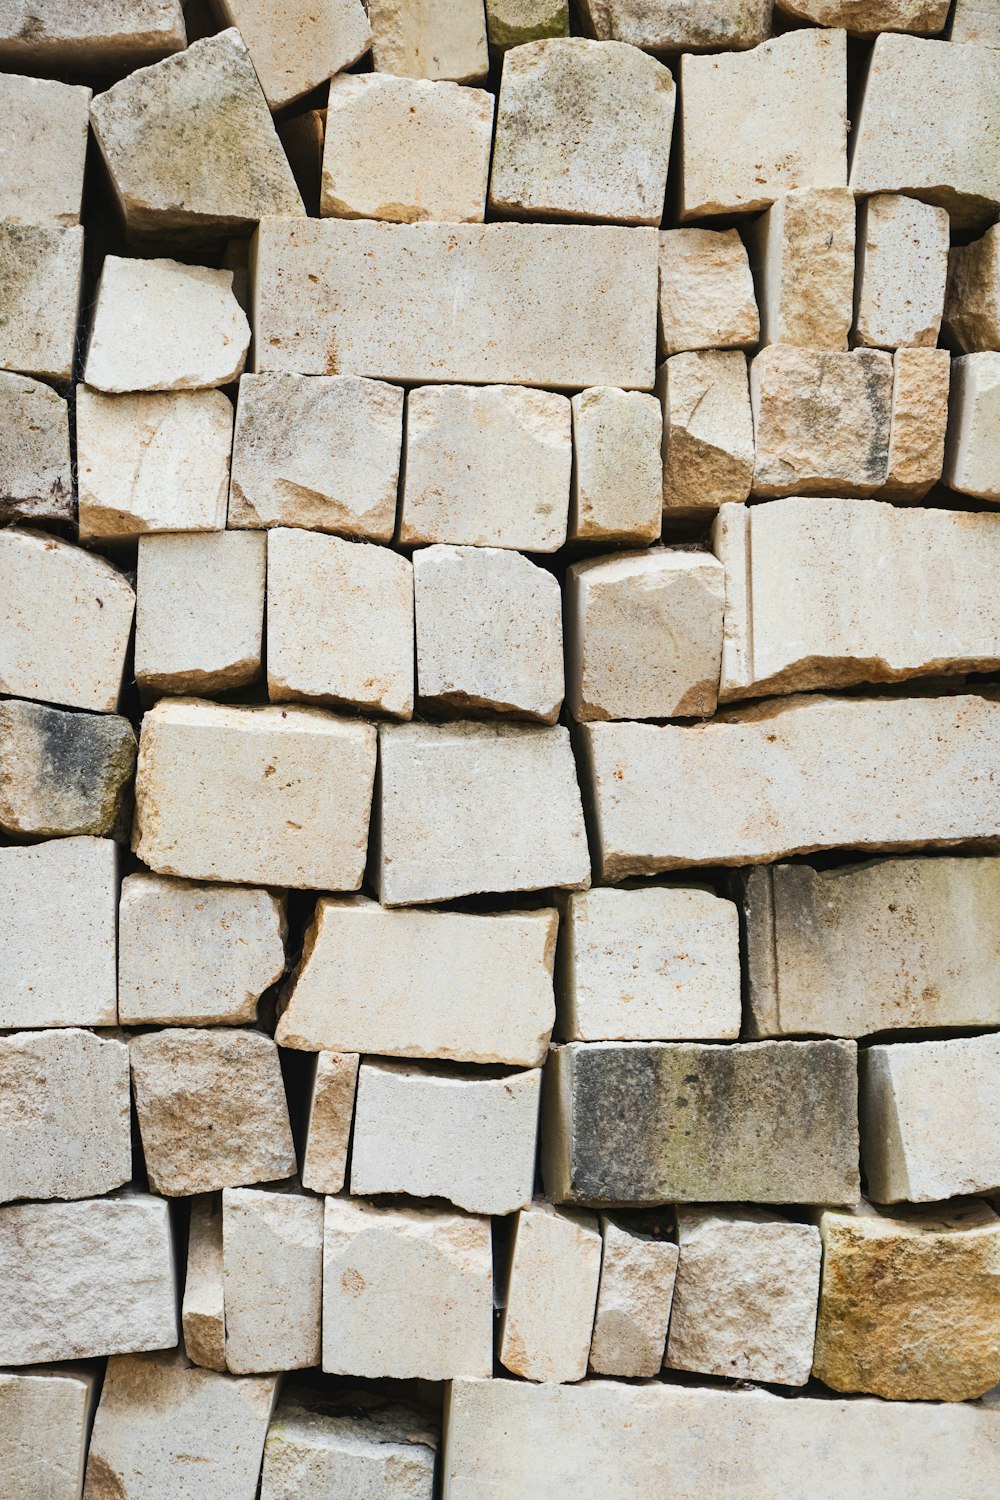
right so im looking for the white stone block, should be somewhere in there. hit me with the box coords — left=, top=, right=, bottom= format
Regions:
left=1, top=1369, right=96, bottom=1500
left=300, top=1052, right=360, bottom=1196
left=750, top=187, right=855, bottom=349
left=950, top=0, right=1000, bottom=43
left=588, top=1218, right=677, bottom=1378
left=944, top=351, right=1000, bottom=500
left=777, top=0, right=949, bottom=34
left=0, top=223, right=83, bottom=383
left=367, top=0, right=488, bottom=81
left=182, top=1194, right=226, bottom=1372
left=884, top=346, right=951, bottom=499
left=499, top=1202, right=602, bottom=1383
left=658, top=228, right=759, bottom=356
left=0, top=373, right=72, bottom=524
left=261, top=1388, right=437, bottom=1500
left=855, top=194, right=950, bottom=349
left=659, top=350, right=755, bottom=517
left=944, top=222, right=1000, bottom=353
left=577, top=0, right=769, bottom=49
left=215, top=0, right=371, bottom=109
left=222, top=1187, right=324, bottom=1374
left=569, top=387, right=661, bottom=545
left=0, top=72, right=89, bottom=226
left=0, top=2, right=186, bottom=70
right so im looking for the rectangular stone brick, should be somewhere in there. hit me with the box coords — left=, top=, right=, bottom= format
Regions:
left=222, top=1187, right=324, bottom=1374
left=944, top=221, right=1000, bottom=353
left=0, top=1369, right=97, bottom=1500
left=659, top=350, right=754, bottom=516
left=569, top=387, right=661, bottom=544
left=499, top=1202, right=601, bottom=1383
left=300, top=1052, right=359, bottom=1196
left=0, top=373, right=72, bottom=524
left=578, top=0, right=768, bottom=48
left=216, top=0, right=371, bottom=110
left=943, top=351, right=1000, bottom=500
left=854, top=193, right=949, bottom=349
left=182, top=1195, right=225, bottom=1371
left=588, top=1218, right=677, bottom=1379
left=0, top=2, right=186, bottom=70
left=0, top=72, right=89, bottom=226
left=658, top=228, right=759, bottom=356
left=261, top=1389, right=437, bottom=1500
left=750, top=187, right=855, bottom=349
left=883, top=346, right=950, bottom=499
left=0, top=699, right=136, bottom=841
left=367, top=0, right=487, bottom=81
left=0, top=223, right=83, bottom=383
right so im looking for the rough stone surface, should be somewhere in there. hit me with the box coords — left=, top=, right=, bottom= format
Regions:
left=542, top=1039, right=860, bottom=1206
left=499, top=1202, right=602, bottom=1383
left=488, top=0, right=569, bottom=47
left=261, top=1388, right=437, bottom=1500
left=950, top=0, right=1000, bottom=43
left=183, top=1195, right=226, bottom=1372
left=367, top=0, right=488, bottom=81
left=0, top=72, right=89, bottom=226
left=222, top=1188, right=324, bottom=1375
left=750, top=187, right=855, bottom=349
left=855, top=194, right=949, bottom=349
left=300, top=1051, right=360, bottom=1195
left=0, top=698, right=136, bottom=840
left=588, top=1218, right=677, bottom=1378
left=658, top=229, right=759, bottom=356
left=278, top=897, right=556, bottom=1066
left=215, top=0, right=371, bottom=109
left=0, top=373, right=72, bottom=524
left=883, top=346, right=951, bottom=498
left=130, top=1028, right=296, bottom=1197
left=659, top=351, right=754, bottom=516
left=0, top=1368, right=96, bottom=1500
left=943, top=351, right=1000, bottom=499
left=777, top=0, right=949, bottom=33
left=569, top=387, right=661, bottom=544
left=578, top=0, right=770, bottom=50
left=0, top=223, right=83, bottom=382
left=0, top=2, right=186, bottom=70
left=944, top=221, right=1000, bottom=352
left=133, top=698, right=376, bottom=890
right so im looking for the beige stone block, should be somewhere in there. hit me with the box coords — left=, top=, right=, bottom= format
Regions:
left=261, top=1388, right=437, bottom=1500
left=130, top=1027, right=296, bottom=1197
left=400, top=383, right=571, bottom=550
left=183, top=1195, right=226, bottom=1372
left=133, top=698, right=376, bottom=889
left=499, top=1202, right=602, bottom=1383
left=777, top=0, right=949, bottom=33
left=267, top=529, right=413, bottom=719
left=222, top=1188, right=324, bottom=1375
left=580, top=692, right=1000, bottom=878
left=0, top=72, right=89, bottom=226
left=351, top=1059, right=541, bottom=1214
left=322, top=1197, right=493, bottom=1379
left=322, top=74, right=492, bottom=224
left=0, top=1368, right=97, bottom=1500
left=815, top=1201, right=1000, bottom=1402
left=0, top=1193, right=176, bottom=1365
left=215, top=0, right=371, bottom=109
left=275, top=110, right=325, bottom=217
left=944, top=222, right=1000, bottom=353
left=561, top=886, right=740, bottom=1042
left=0, top=223, right=82, bottom=382
left=367, top=0, right=488, bottom=81
left=0, top=699, right=136, bottom=841
left=944, top=350, right=1000, bottom=498
left=0, top=373, right=71, bottom=524
left=578, top=0, right=770, bottom=49
left=849, top=34, right=1000, bottom=229
left=855, top=194, right=949, bottom=349
left=278, top=897, right=556, bottom=1066
left=750, top=187, right=855, bottom=349
left=0, top=2, right=186, bottom=70
left=300, top=1052, right=360, bottom=1195
left=251, top=218, right=658, bottom=389
left=659, top=351, right=754, bottom=517
left=488, top=0, right=569, bottom=47
left=588, top=1219, right=677, bottom=1378
left=378, top=720, right=590, bottom=905
left=658, top=229, right=759, bottom=356
left=680, top=30, right=847, bottom=219
left=884, top=346, right=950, bottom=498
left=570, top=387, right=661, bottom=544
left=950, top=0, right=1000, bottom=43
left=490, top=39, right=674, bottom=225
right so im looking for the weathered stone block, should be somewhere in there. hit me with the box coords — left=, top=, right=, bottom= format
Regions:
left=487, top=0, right=569, bottom=47
left=883, top=346, right=950, bottom=498
left=215, top=0, right=371, bottom=109
left=855, top=194, right=949, bottom=349
left=222, top=1188, right=324, bottom=1375
left=588, top=1218, right=677, bottom=1378
left=367, top=0, right=488, bottom=81
left=0, top=1368, right=97, bottom=1500
left=500, top=1202, right=601, bottom=1383
left=569, top=387, right=661, bottom=544
left=944, top=222, right=1000, bottom=353
left=0, top=223, right=83, bottom=382
left=0, top=699, right=136, bottom=840
left=950, top=0, right=1000, bottom=43
left=0, top=72, right=89, bottom=226
left=943, top=351, right=1000, bottom=499
left=659, top=350, right=754, bottom=516
left=777, top=0, right=949, bottom=33
left=658, top=228, right=759, bottom=356
left=261, top=1388, right=437, bottom=1500
left=0, top=373, right=71, bottom=524
left=300, top=1052, right=359, bottom=1195
left=578, top=0, right=770, bottom=50
left=182, top=1195, right=225, bottom=1372
left=0, top=2, right=186, bottom=70
left=750, top=187, right=855, bottom=349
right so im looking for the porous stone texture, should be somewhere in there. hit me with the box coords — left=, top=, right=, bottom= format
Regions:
left=499, top=1202, right=602, bottom=1382
left=0, top=1368, right=96, bottom=1500
left=0, top=72, right=89, bottom=226
left=118, top=873, right=286, bottom=1026
left=215, top=0, right=371, bottom=109
left=222, top=1188, right=324, bottom=1375
left=322, top=1197, right=493, bottom=1380
left=561, top=886, right=741, bottom=1042
left=588, top=1218, right=677, bottom=1377
left=0, top=699, right=136, bottom=840
left=490, top=38, right=674, bottom=225
left=367, top=0, right=488, bottom=81
left=814, top=1201, right=1000, bottom=1401
left=267, top=528, right=414, bottom=719
left=566, top=549, right=725, bottom=721
left=414, top=544, right=564, bottom=723
left=89, top=28, right=304, bottom=240
left=251, top=218, right=658, bottom=390
left=883, top=346, right=951, bottom=498
left=577, top=0, right=770, bottom=49
left=944, top=222, right=1000, bottom=352
left=542, top=1039, right=860, bottom=1206
left=0, top=2, right=186, bottom=70
left=0, top=1193, right=176, bottom=1364
left=487, top=0, right=569, bottom=47
left=943, top=351, right=1000, bottom=499
left=0, top=222, right=83, bottom=382
left=658, top=229, right=759, bottom=356
left=260, top=1388, right=437, bottom=1500
left=76, top=386, right=234, bottom=538
left=182, top=1195, right=226, bottom=1372
left=0, top=836, right=117, bottom=1029
left=377, top=721, right=590, bottom=905
left=665, top=1207, right=821, bottom=1386
left=300, top=1051, right=360, bottom=1195
left=659, top=350, right=755, bottom=516
left=400, top=384, right=571, bottom=551
left=322, top=74, right=493, bottom=224
left=569, top=387, right=661, bottom=544
left=228, top=372, right=403, bottom=537
left=278, top=897, right=556, bottom=1066
left=750, top=187, right=856, bottom=349
left=855, top=194, right=949, bottom=349
left=351, top=1059, right=541, bottom=1214
left=950, top=0, right=1000, bottom=43
left=0, top=373, right=71, bottom=524
left=132, top=698, right=376, bottom=890
left=777, top=0, right=949, bottom=33
left=680, top=30, right=847, bottom=219
left=129, top=1028, right=296, bottom=1197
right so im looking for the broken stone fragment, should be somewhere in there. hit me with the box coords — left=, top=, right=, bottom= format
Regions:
left=854, top=194, right=949, bottom=349
left=588, top=1218, right=677, bottom=1378
left=658, top=228, right=759, bottom=356
left=0, top=222, right=83, bottom=383
left=0, top=72, right=90, bottom=226
left=487, top=0, right=569, bottom=47
left=260, top=1387, right=437, bottom=1500
left=749, top=187, right=855, bottom=349
left=300, top=1052, right=360, bottom=1195
left=0, top=373, right=72, bottom=524
left=222, top=1187, right=324, bottom=1375
left=659, top=350, right=755, bottom=516
left=577, top=0, right=770, bottom=49
left=0, top=698, right=136, bottom=840
left=943, top=351, right=1000, bottom=499
left=776, top=0, right=949, bottom=33
left=883, top=346, right=950, bottom=498
left=182, top=1195, right=226, bottom=1372
left=944, top=222, right=1000, bottom=353
left=0, top=1, right=186, bottom=71
left=215, top=0, right=371, bottom=110
left=570, top=387, right=661, bottom=544
left=950, top=0, right=1000, bottom=42
left=499, top=1201, right=602, bottom=1383
left=367, top=0, right=489, bottom=81
left=0, top=1368, right=97, bottom=1500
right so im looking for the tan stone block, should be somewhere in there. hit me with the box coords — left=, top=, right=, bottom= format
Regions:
left=222, top=1187, right=324, bottom=1375
left=182, top=1195, right=226, bottom=1372
left=0, top=1369, right=97, bottom=1500
left=570, top=387, right=661, bottom=544
left=884, top=346, right=950, bottom=498
left=322, top=74, right=492, bottom=224
left=487, top=0, right=569, bottom=47
left=0, top=223, right=82, bottom=382
left=659, top=350, right=754, bottom=517
left=0, top=2, right=186, bottom=70
left=658, top=228, right=758, bottom=356
left=944, top=222, right=1000, bottom=353
left=490, top=39, right=674, bottom=225
left=855, top=194, right=949, bottom=349
left=300, top=1052, right=360, bottom=1196
left=777, top=0, right=949, bottom=34
left=680, top=30, right=847, bottom=219
left=215, top=0, right=371, bottom=109
left=943, top=351, right=1000, bottom=499
left=750, top=187, right=855, bottom=349
left=588, top=1218, right=677, bottom=1378
left=0, top=699, right=136, bottom=841
left=133, top=698, right=376, bottom=890
left=0, top=72, right=89, bottom=226
left=260, top=1388, right=437, bottom=1500
left=578, top=0, right=770, bottom=49
left=0, top=373, right=72, bottom=524
left=499, top=1202, right=602, bottom=1383
left=367, top=0, right=488, bottom=81
left=950, top=0, right=1000, bottom=43
left=276, top=110, right=325, bottom=217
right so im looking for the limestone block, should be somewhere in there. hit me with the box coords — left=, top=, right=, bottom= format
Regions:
left=0, top=72, right=89, bottom=226
left=715, top=498, right=1000, bottom=701
left=883, top=346, right=950, bottom=498
left=577, top=0, right=770, bottom=50
left=561, top=886, right=741, bottom=1042
left=813, top=1201, right=1000, bottom=1402
left=183, top=1195, right=226, bottom=1372
left=849, top=34, right=1000, bottom=230
left=277, top=110, right=328, bottom=218
left=261, top=1388, right=437, bottom=1500
left=490, top=39, right=674, bottom=226
left=132, top=698, right=376, bottom=889
left=267, top=529, right=414, bottom=719
left=499, top=1202, right=602, bottom=1383
left=130, top=1027, right=296, bottom=1196
left=542, top=1039, right=860, bottom=1206
left=588, top=1218, right=677, bottom=1378
left=300, top=1052, right=360, bottom=1195
left=0, top=2, right=186, bottom=70
left=278, top=897, right=556, bottom=1066
left=414, top=545, right=563, bottom=723
left=751, top=345, right=892, bottom=495
left=0, top=1193, right=176, bottom=1364
left=0, top=527, right=134, bottom=714
left=215, top=0, right=371, bottom=109
left=251, top=218, right=658, bottom=390
left=367, top=0, right=488, bottom=81
left=950, top=0, right=1000, bottom=43
left=658, top=229, right=759, bottom=356
left=83, top=1351, right=277, bottom=1500
left=77, top=386, right=233, bottom=538
left=0, top=223, right=82, bottom=382
left=855, top=194, right=949, bottom=349
left=84, top=256, right=250, bottom=393
left=228, top=372, right=403, bottom=537
left=943, top=351, right=1000, bottom=499
left=860, top=1033, right=1000, bottom=1202
left=741, top=857, right=1000, bottom=1039
left=400, top=384, right=571, bottom=551
left=0, top=837, right=117, bottom=1029
left=0, top=699, right=136, bottom=840
left=0, top=373, right=72, bottom=524
left=777, top=0, right=949, bottom=33
left=487, top=0, right=569, bottom=47
left=680, top=30, right=847, bottom=219
left=119, top=873, right=286, bottom=1027
left=659, top=351, right=754, bottom=517
left=322, top=1197, right=493, bottom=1379
left=89, top=28, right=304, bottom=240
left=351, top=1059, right=541, bottom=1214
left=944, top=222, right=1000, bottom=352
left=580, top=693, right=1000, bottom=877
left=222, top=1188, right=324, bottom=1374
left=665, top=1207, right=821, bottom=1386
left=569, top=387, right=661, bottom=544
left=566, top=549, right=724, bottom=721
left=0, top=1368, right=97, bottom=1500
left=377, top=721, right=590, bottom=905
left=750, top=187, right=855, bottom=349
left=322, top=74, right=493, bottom=224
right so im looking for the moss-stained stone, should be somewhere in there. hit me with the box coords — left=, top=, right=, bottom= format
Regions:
left=577, top=0, right=770, bottom=51
left=0, top=699, right=136, bottom=840
left=261, top=1386, right=437, bottom=1499
left=0, top=222, right=83, bottom=383
left=487, top=0, right=570, bottom=50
